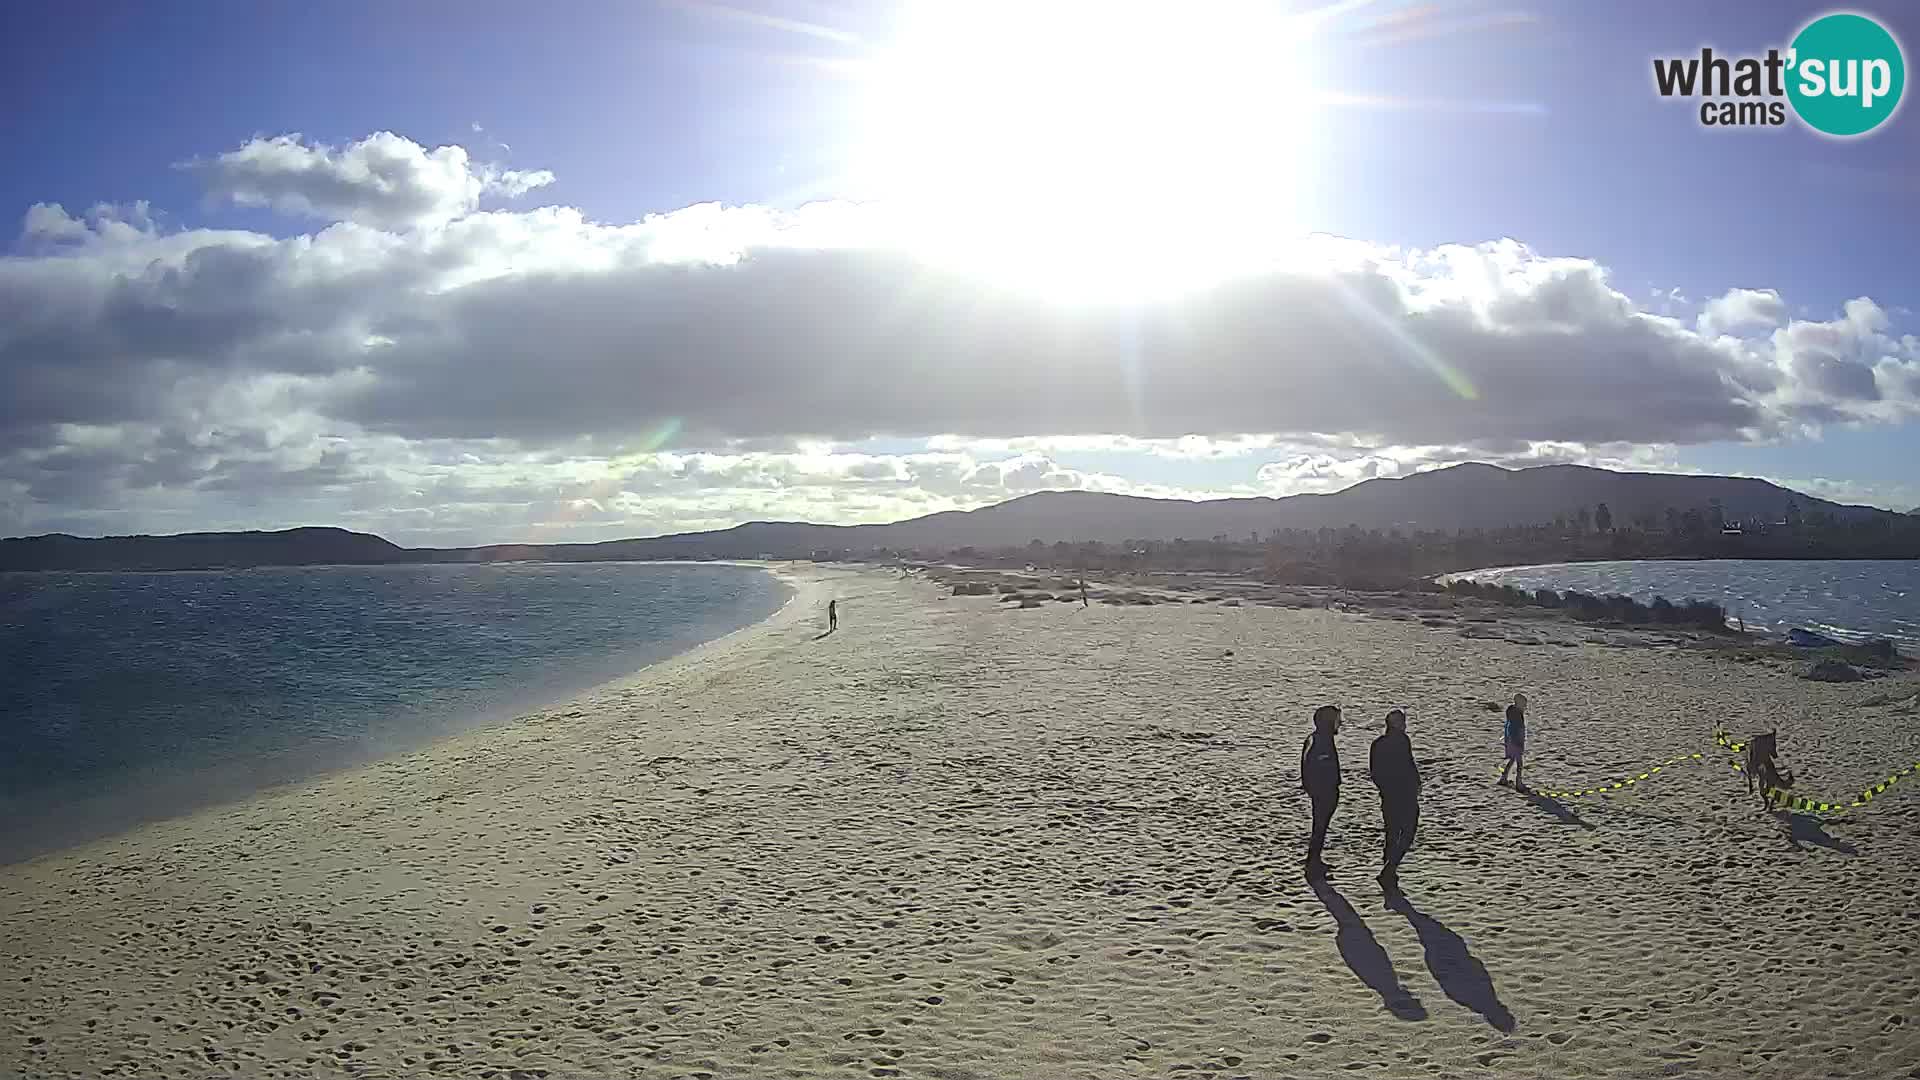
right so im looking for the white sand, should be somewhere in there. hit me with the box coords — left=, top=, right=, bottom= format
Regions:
left=4, top=564, right=1919, bottom=1080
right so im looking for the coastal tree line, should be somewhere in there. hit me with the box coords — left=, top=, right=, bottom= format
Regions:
left=837, top=498, right=1920, bottom=589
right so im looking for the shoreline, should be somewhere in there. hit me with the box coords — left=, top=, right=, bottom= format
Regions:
left=913, top=563, right=1918, bottom=666
left=6, top=562, right=1917, bottom=1079
left=1446, top=558, right=1919, bottom=647
left=0, top=555, right=818, bottom=577
left=0, top=561, right=809, bottom=869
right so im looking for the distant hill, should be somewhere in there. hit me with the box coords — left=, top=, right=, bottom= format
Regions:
left=0, top=527, right=404, bottom=572
left=1, top=463, right=1900, bottom=571
left=850, top=463, right=1887, bottom=548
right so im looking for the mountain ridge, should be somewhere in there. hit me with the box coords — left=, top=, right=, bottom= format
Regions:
left=1, top=463, right=1901, bottom=572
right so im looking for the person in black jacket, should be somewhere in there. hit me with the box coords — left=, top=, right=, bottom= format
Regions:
left=1369, top=709, right=1422, bottom=883
left=1300, top=705, right=1343, bottom=876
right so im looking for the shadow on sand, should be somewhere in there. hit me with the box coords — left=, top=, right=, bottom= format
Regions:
left=1524, top=790, right=1595, bottom=831
left=813, top=628, right=837, bottom=641
left=1309, top=877, right=1427, bottom=1021
left=1383, top=883, right=1516, bottom=1032
left=1775, top=810, right=1857, bottom=855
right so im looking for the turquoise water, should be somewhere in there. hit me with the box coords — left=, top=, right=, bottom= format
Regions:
left=1450, top=559, right=1919, bottom=646
left=0, top=562, right=786, bottom=862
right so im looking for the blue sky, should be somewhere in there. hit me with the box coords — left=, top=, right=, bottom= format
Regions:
left=9, top=1, right=1910, bottom=295
left=4, top=0, right=1918, bottom=543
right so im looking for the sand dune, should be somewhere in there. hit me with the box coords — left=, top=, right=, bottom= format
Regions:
left=4, top=564, right=1918, bottom=1080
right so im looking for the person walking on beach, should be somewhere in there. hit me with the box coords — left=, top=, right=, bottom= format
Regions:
left=1300, top=705, right=1343, bottom=876
left=828, top=598, right=838, bottom=632
left=1080, top=578, right=1089, bottom=607
left=1370, top=709, right=1421, bottom=883
left=1496, top=692, right=1527, bottom=791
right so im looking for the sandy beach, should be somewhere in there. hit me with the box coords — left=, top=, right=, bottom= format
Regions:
left=4, top=563, right=1919, bottom=1080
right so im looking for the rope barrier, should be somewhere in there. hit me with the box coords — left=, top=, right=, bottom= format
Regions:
left=1525, top=752, right=1707, bottom=799
left=1713, top=728, right=1920, bottom=815
left=1491, top=730, right=1919, bottom=814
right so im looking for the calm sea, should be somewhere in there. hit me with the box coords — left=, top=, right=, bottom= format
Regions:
left=1450, top=559, right=1920, bottom=646
left=0, top=562, right=787, bottom=863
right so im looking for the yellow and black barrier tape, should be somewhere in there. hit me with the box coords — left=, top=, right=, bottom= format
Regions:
left=1725, top=755, right=1920, bottom=814
left=1519, top=752, right=1709, bottom=799
left=1714, top=727, right=1920, bottom=814
left=1507, top=730, right=1920, bottom=812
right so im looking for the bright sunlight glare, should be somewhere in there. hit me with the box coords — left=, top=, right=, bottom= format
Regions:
left=852, top=1, right=1318, bottom=300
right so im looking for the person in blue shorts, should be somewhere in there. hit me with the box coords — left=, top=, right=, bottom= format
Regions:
left=1496, top=692, right=1527, bottom=791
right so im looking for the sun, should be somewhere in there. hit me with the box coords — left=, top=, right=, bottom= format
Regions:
left=849, top=1, right=1317, bottom=300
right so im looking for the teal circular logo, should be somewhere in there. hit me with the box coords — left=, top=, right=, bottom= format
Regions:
left=1787, top=12, right=1905, bottom=136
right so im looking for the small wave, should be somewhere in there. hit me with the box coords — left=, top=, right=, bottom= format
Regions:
left=1803, top=621, right=1918, bottom=647
left=1442, top=559, right=1920, bottom=647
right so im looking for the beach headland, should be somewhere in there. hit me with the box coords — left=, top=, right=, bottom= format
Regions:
left=5, top=562, right=1918, bottom=1079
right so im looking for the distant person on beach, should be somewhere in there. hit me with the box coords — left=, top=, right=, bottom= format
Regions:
left=1080, top=579, right=1089, bottom=607
left=1300, top=705, right=1343, bottom=876
left=1496, top=692, right=1527, bottom=790
left=1369, top=709, right=1421, bottom=882
left=828, top=599, right=838, bottom=632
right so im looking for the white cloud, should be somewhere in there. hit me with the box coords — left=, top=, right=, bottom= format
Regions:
left=1771, top=473, right=1920, bottom=513
left=1699, top=287, right=1788, bottom=337
left=182, top=132, right=554, bottom=230
left=1250, top=440, right=1680, bottom=496
left=20, top=201, right=157, bottom=246
left=925, top=433, right=1292, bottom=460
left=21, top=203, right=91, bottom=242
left=486, top=169, right=554, bottom=198
left=1256, top=453, right=1403, bottom=494
left=0, top=431, right=1213, bottom=545
left=6, top=130, right=1920, bottom=540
